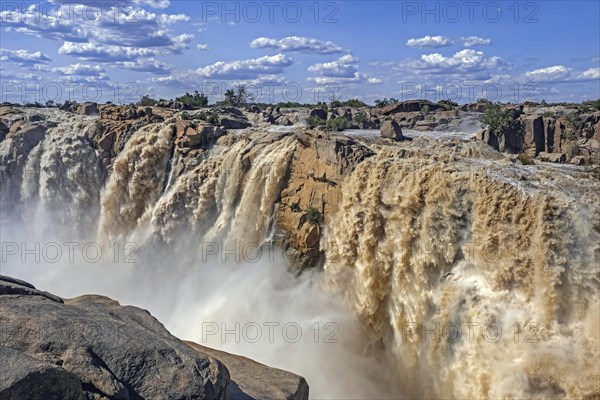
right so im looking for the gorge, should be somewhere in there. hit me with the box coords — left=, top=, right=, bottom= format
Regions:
left=1, top=102, right=599, bottom=399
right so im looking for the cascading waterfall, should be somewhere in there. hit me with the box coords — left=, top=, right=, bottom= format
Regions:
left=99, top=123, right=174, bottom=243
left=324, top=149, right=600, bottom=399
left=1, top=108, right=599, bottom=399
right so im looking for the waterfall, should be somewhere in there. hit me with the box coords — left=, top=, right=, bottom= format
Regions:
left=323, top=149, right=600, bottom=399
left=1, top=107, right=598, bottom=399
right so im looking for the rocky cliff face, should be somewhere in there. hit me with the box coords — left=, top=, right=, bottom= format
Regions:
left=0, top=276, right=309, bottom=400
left=475, top=105, right=600, bottom=164
left=1, top=104, right=599, bottom=399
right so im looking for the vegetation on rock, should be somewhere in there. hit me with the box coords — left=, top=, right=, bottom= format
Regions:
left=479, top=103, right=518, bottom=138
left=175, top=91, right=209, bottom=107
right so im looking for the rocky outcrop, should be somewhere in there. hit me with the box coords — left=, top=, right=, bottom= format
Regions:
left=0, top=275, right=229, bottom=400
left=308, top=108, right=327, bottom=121
left=459, top=102, right=489, bottom=113
left=175, top=120, right=225, bottom=149
left=521, top=115, right=545, bottom=155
left=380, top=120, right=404, bottom=140
left=78, top=102, right=99, bottom=116
left=537, top=151, right=566, bottom=163
left=381, top=100, right=446, bottom=115
left=0, top=106, right=22, bottom=125
left=276, top=131, right=373, bottom=266
left=0, top=275, right=309, bottom=400
left=219, top=116, right=251, bottom=129
left=476, top=104, right=600, bottom=164
left=0, top=122, right=7, bottom=142
left=100, top=105, right=145, bottom=121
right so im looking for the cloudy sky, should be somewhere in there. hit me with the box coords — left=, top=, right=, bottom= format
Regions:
left=1, top=0, right=599, bottom=104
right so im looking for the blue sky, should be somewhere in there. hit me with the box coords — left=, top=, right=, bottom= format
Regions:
left=1, top=0, right=599, bottom=104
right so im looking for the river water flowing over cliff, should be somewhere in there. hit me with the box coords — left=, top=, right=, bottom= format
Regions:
left=1, top=108, right=599, bottom=399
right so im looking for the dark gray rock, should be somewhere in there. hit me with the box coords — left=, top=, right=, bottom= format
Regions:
left=171, top=102, right=193, bottom=111
left=381, top=100, right=446, bottom=115
left=27, top=114, right=46, bottom=122
left=0, top=347, right=85, bottom=400
left=0, top=275, right=63, bottom=303
left=219, top=116, right=251, bottom=129
left=188, top=343, right=309, bottom=400
left=309, top=108, right=327, bottom=121
left=0, top=276, right=311, bottom=400
left=0, top=284, right=229, bottom=399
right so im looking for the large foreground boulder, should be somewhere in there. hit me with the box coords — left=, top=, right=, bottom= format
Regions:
left=0, top=275, right=228, bottom=400
left=0, top=275, right=310, bottom=400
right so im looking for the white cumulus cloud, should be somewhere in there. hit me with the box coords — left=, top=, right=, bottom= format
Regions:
left=249, top=36, right=344, bottom=54
left=196, top=54, right=293, bottom=79
left=308, top=55, right=359, bottom=77
left=460, top=36, right=492, bottom=47
left=406, top=36, right=451, bottom=48
left=0, top=49, right=51, bottom=67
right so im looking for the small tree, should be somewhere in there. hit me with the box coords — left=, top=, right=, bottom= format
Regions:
left=479, top=103, right=518, bottom=137
left=139, top=95, right=158, bottom=106
left=374, top=98, right=389, bottom=107
left=224, top=85, right=251, bottom=106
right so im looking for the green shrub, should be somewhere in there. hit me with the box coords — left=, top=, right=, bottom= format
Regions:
left=479, top=103, right=518, bottom=137
left=353, top=112, right=367, bottom=123
left=290, top=202, right=301, bottom=212
left=175, top=91, right=208, bottom=107
left=565, top=111, right=584, bottom=137
left=181, top=111, right=191, bottom=120
left=592, top=99, right=600, bottom=111
left=326, top=117, right=347, bottom=131
left=343, top=99, right=367, bottom=107
left=139, top=95, right=157, bottom=106
left=307, top=116, right=326, bottom=128
left=306, top=207, right=322, bottom=225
